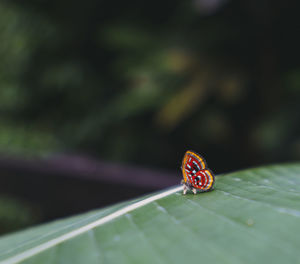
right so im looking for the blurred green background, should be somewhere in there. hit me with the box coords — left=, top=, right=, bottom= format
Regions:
left=0, top=0, right=299, bottom=234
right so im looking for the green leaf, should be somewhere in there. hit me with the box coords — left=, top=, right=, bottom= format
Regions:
left=1, top=163, right=300, bottom=264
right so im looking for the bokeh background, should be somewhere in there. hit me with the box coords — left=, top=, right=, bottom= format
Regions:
left=0, top=0, right=299, bottom=234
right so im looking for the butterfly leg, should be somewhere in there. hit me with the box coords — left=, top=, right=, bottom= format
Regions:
left=183, top=184, right=188, bottom=195
left=192, top=188, right=197, bottom=195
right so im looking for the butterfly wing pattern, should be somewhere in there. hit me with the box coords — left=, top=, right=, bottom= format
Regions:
left=181, top=150, right=215, bottom=194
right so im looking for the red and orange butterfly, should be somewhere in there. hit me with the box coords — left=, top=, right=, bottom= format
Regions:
left=181, top=150, right=215, bottom=194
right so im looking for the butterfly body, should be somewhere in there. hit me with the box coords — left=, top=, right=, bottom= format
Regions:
left=181, top=150, right=215, bottom=194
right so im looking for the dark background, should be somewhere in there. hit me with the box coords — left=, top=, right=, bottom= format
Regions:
left=0, top=0, right=299, bottom=234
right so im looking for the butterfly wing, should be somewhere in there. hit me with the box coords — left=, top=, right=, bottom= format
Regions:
left=182, top=150, right=206, bottom=184
left=181, top=150, right=214, bottom=191
left=193, top=169, right=215, bottom=191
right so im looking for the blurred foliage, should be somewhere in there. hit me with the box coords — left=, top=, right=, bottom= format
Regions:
left=0, top=0, right=299, bottom=171
left=0, top=195, right=40, bottom=234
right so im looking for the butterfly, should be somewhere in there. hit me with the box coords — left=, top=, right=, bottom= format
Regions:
left=181, top=150, right=215, bottom=194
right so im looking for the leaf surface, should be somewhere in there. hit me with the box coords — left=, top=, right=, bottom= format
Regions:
left=0, top=164, right=300, bottom=264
